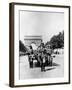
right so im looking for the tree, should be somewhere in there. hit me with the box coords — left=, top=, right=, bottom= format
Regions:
left=19, top=40, right=27, bottom=52
left=50, top=35, right=58, bottom=49
left=50, top=31, right=64, bottom=49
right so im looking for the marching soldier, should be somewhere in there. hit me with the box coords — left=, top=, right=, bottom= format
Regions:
left=28, top=45, right=34, bottom=68
left=46, top=45, right=53, bottom=65
left=37, top=42, right=46, bottom=72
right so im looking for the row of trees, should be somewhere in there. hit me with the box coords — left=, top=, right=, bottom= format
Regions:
left=46, top=31, right=64, bottom=49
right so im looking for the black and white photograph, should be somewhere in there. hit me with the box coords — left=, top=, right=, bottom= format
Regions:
left=9, top=3, right=70, bottom=87
left=19, top=10, right=64, bottom=79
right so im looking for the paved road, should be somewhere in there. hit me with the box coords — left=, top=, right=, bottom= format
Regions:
left=19, top=54, right=64, bottom=80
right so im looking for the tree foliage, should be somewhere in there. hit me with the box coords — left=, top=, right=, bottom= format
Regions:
left=19, top=40, right=27, bottom=52
left=50, top=31, right=64, bottom=49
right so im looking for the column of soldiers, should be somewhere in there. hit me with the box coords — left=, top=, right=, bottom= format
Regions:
left=28, top=42, right=53, bottom=72
left=37, top=43, right=53, bottom=72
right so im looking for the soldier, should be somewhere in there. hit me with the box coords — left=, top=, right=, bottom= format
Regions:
left=46, top=45, right=53, bottom=65
left=28, top=45, right=34, bottom=68
left=29, top=45, right=33, bottom=54
left=38, top=42, right=46, bottom=72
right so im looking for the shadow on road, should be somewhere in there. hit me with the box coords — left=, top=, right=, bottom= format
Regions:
left=45, top=67, right=55, bottom=71
left=32, top=62, right=60, bottom=68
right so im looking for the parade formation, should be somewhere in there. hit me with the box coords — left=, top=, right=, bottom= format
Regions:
left=25, top=42, right=55, bottom=72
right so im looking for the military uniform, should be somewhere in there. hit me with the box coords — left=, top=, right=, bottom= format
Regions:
left=37, top=43, right=46, bottom=72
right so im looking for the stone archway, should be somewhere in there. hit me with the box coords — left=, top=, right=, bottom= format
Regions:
left=24, top=36, right=42, bottom=47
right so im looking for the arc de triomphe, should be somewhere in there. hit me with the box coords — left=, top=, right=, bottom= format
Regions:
left=24, top=36, right=42, bottom=47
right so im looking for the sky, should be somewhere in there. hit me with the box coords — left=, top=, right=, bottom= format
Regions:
left=20, top=10, right=64, bottom=44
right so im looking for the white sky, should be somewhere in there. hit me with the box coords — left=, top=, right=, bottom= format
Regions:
left=20, top=11, right=64, bottom=44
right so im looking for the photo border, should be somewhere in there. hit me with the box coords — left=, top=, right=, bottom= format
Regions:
left=9, top=2, right=70, bottom=87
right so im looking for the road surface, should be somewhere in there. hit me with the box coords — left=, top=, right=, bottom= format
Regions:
left=19, top=54, right=64, bottom=80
